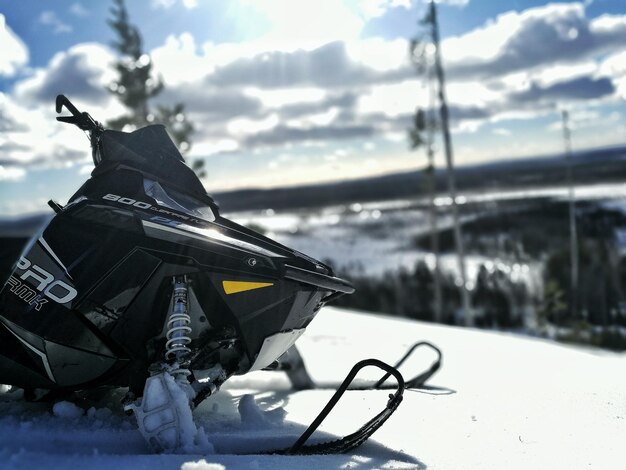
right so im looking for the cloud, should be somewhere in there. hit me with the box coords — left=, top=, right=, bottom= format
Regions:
left=600, top=50, right=626, bottom=78
left=208, top=41, right=409, bottom=89
left=244, top=124, right=375, bottom=147
left=150, top=33, right=217, bottom=85
left=0, top=15, right=28, bottom=76
left=600, top=52, right=626, bottom=99
left=38, top=11, right=72, bottom=34
left=244, top=0, right=364, bottom=46
left=443, top=3, right=626, bottom=81
left=242, top=0, right=468, bottom=48
left=0, top=92, right=94, bottom=173
left=493, top=128, right=512, bottom=136
left=14, top=43, right=114, bottom=106
left=0, top=104, right=28, bottom=133
left=4, top=1, right=626, bottom=176
left=152, top=0, right=197, bottom=10
left=358, top=0, right=414, bottom=19
left=510, top=76, right=615, bottom=103
left=447, top=105, right=493, bottom=121
left=0, top=141, right=30, bottom=154
left=69, top=3, right=89, bottom=17
left=158, top=85, right=263, bottom=118
left=372, top=74, right=615, bottom=138
left=0, top=165, right=26, bottom=181
left=279, top=92, right=358, bottom=120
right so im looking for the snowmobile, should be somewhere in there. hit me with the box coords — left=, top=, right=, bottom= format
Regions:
left=0, top=96, right=441, bottom=454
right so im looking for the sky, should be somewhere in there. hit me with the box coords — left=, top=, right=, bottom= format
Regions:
left=0, top=0, right=625, bottom=215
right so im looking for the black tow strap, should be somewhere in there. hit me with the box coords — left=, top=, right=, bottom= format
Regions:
left=270, top=341, right=443, bottom=455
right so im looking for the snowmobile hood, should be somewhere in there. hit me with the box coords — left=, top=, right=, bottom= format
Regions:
left=93, top=125, right=208, bottom=200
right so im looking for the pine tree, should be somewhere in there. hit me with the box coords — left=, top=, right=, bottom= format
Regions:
left=107, top=0, right=200, bottom=176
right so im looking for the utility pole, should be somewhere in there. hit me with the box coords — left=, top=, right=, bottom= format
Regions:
left=562, top=110, right=578, bottom=320
left=425, top=70, right=443, bottom=323
left=428, top=0, right=472, bottom=325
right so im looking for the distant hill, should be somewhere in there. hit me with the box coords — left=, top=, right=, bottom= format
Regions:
left=1, top=145, right=625, bottom=230
left=213, top=144, right=626, bottom=212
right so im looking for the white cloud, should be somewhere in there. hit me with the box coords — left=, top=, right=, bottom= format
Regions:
left=285, top=108, right=340, bottom=128
left=0, top=197, right=51, bottom=216
left=0, top=165, right=26, bottom=181
left=446, top=81, right=501, bottom=107
left=346, top=38, right=408, bottom=72
left=358, top=0, right=413, bottom=19
left=152, top=0, right=198, bottom=9
left=244, top=87, right=327, bottom=109
left=358, top=80, right=424, bottom=117
left=600, top=50, right=626, bottom=99
left=152, top=0, right=176, bottom=9
left=38, top=11, right=72, bottom=34
left=434, top=0, right=470, bottom=6
left=531, top=62, right=598, bottom=87
left=78, top=164, right=93, bottom=175
left=189, top=138, right=239, bottom=157
left=589, top=13, right=626, bottom=34
left=151, top=33, right=214, bottom=84
left=442, top=3, right=626, bottom=80
left=69, top=3, right=89, bottom=17
left=442, top=7, right=525, bottom=65
left=0, top=14, right=28, bottom=76
left=358, top=0, right=467, bottom=19
left=227, top=113, right=279, bottom=136
left=600, top=50, right=626, bottom=77
left=363, top=141, right=376, bottom=150
left=455, top=119, right=483, bottom=133
left=243, top=0, right=364, bottom=47
left=14, top=43, right=116, bottom=107
left=0, top=89, right=98, bottom=172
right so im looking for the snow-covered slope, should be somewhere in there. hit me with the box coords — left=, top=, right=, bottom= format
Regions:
left=1, top=307, right=624, bottom=469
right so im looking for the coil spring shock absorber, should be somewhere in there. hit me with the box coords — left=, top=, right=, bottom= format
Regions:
left=165, top=275, right=192, bottom=381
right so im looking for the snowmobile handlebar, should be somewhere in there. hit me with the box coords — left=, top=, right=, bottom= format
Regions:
left=55, top=94, right=105, bottom=166
left=55, top=94, right=103, bottom=133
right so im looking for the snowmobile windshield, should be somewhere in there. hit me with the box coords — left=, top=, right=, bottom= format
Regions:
left=98, top=125, right=208, bottom=200
left=144, top=178, right=215, bottom=222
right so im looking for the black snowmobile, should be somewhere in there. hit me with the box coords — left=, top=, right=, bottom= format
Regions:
left=0, top=96, right=438, bottom=454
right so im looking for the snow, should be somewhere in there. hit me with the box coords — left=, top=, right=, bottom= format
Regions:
left=1, top=307, right=625, bottom=469
left=130, top=372, right=214, bottom=453
left=52, top=401, right=84, bottom=419
left=238, top=394, right=287, bottom=429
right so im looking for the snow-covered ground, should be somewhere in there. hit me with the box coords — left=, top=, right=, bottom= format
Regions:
left=1, top=307, right=625, bottom=469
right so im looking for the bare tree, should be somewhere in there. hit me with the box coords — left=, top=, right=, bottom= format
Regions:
left=410, top=0, right=472, bottom=325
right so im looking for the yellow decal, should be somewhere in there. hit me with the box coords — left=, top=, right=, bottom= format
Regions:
left=222, top=281, right=274, bottom=295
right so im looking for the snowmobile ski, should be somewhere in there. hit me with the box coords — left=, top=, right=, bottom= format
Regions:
left=272, top=358, right=405, bottom=455
left=254, top=341, right=442, bottom=455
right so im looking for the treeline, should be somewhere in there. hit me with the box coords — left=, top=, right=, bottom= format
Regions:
left=329, top=260, right=535, bottom=329
left=326, top=214, right=626, bottom=351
